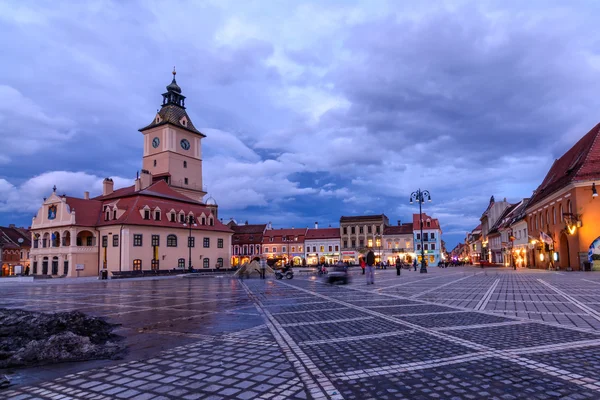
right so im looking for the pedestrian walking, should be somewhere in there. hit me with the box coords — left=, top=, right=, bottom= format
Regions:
left=413, top=259, right=417, bottom=271
left=360, top=257, right=366, bottom=275
left=260, top=257, right=267, bottom=279
left=395, top=256, right=401, bottom=276
left=366, top=250, right=375, bottom=284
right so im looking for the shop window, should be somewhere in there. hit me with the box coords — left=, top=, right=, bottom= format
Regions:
left=133, top=259, right=142, bottom=271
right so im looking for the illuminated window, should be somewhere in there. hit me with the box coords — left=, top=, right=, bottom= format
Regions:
left=367, top=239, right=373, bottom=247
left=133, top=259, right=142, bottom=271
left=375, top=239, right=381, bottom=247
left=320, top=246, right=324, bottom=252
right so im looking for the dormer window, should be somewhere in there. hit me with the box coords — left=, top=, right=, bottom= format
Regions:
left=155, top=211, right=161, bottom=221
left=209, top=218, right=214, bottom=226
left=113, top=209, right=117, bottom=220
left=105, top=211, right=110, bottom=221
left=144, top=210, right=150, bottom=220
left=179, top=213, right=185, bottom=223
left=155, top=114, right=161, bottom=124
left=180, top=116, right=188, bottom=126
left=201, top=216, right=206, bottom=225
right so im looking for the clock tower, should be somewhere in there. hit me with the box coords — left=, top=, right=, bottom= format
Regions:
left=139, top=69, right=207, bottom=201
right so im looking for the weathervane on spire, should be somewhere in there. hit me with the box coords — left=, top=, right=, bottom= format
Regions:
left=52, top=185, right=56, bottom=192
left=173, top=66, right=176, bottom=76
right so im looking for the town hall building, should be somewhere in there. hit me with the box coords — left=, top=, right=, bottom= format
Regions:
left=29, top=70, right=232, bottom=277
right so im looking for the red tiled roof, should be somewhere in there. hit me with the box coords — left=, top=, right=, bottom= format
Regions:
left=231, top=224, right=267, bottom=234
left=472, top=224, right=482, bottom=232
left=0, top=226, right=31, bottom=248
left=65, top=197, right=103, bottom=226
left=96, top=196, right=231, bottom=232
left=305, top=228, right=340, bottom=239
left=412, top=213, right=440, bottom=230
left=529, top=122, right=600, bottom=207
left=263, top=228, right=307, bottom=243
left=383, top=223, right=413, bottom=235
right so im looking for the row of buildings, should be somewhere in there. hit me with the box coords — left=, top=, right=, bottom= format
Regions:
left=451, top=122, right=600, bottom=271
left=229, top=213, right=445, bottom=268
left=0, top=70, right=445, bottom=278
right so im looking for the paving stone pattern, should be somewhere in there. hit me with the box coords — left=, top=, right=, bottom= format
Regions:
left=4, top=267, right=600, bottom=398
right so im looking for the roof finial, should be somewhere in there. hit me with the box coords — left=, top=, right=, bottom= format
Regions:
left=52, top=185, right=56, bottom=192
left=172, top=66, right=176, bottom=76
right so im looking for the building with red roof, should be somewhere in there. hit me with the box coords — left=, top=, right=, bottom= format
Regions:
left=412, top=213, right=443, bottom=266
left=29, top=71, right=232, bottom=277
left=227, top=220, right=267, bottom=267
left=382, top=221, right=415, bottom=263
left=0, top=225, right=31, bottom=276
left=526, top=122, right=600, bottom=270
left=304, top=223, right=341, bottom=265
left=262, top=226, right=308, bottom=267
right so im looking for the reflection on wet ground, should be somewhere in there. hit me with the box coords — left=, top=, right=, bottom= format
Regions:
left=0, top=276, right=270, bottom=388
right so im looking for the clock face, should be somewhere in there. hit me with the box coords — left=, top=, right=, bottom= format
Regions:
left=180, top=139, right=190, bottom=150
left=152, top=137, right=160, bottom=148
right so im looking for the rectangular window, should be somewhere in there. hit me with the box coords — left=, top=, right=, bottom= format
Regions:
left=335, top=245, right=339, bottom=251
left=86, top=236, right=93, bottom=246
left=155, top=211, right=160, bottom=221
left=359, top=227, right=364, bottom=234
left=184, top=178, right=189, bottom=185
left=328, top=245, right=332, bottom=252
left=167, top=235, right=177, bottom=247
left=282, top=246, right=286, bottom=252
left=416, top=233, right=421, bottom=240
left=299, top=246, right=302, bottom=252
left=359, top=239, right=364, bottom=248
left=102, top=235, right=108, bottom=248
left=152, top=235, right=160, bottom=247
left=376, top=226, right=380, bottom=234
left=430, top=233, right=435, bottom=239
left=343, top=227, right=347, bottom=235
left=273, top=247, right=277, bottom=252
left=424, top=244, right=429, bottom=250
left=218, top=238, right=223, bottom=248
left=113, top=210, right=117, bottom=220
left=291, top=246, right=296, bottom=252
left=203, top=258, right=209, bottom=268
left=351, top=240, right=355, bottom=248
left=203, top=237, right=210, bottom=248
left=184, top=161, right=187, bottom=168
left=423, top=233, right=429, bottom=241
left=144, top=210, right=150, bottom=220
left=133, top=234, right=143, bottom=247
left=320, top=245, right=324, bottom=252
left=367, top=239, right=373, bottom=247
left=351, top=227, right=355, bottom=234
left=113, top=235, right=119, bottom=247
left=367, top=226, right=372, bottom=233
left=188, top=237, right=195, bottom=248
left=133, top=259, right=142, bottom=271
left=417, top=244, right=421, bottom=250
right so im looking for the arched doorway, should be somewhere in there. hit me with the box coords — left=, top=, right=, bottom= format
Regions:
left=559, top=232, right=570, bottom=270
left=51, top=256, right=59, bottom=275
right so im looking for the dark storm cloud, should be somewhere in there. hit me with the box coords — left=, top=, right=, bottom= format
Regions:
left=324, top=6, right=600, bottom=166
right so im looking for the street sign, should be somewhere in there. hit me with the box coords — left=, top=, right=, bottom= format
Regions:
left=76, top=264, right=84, bottom=271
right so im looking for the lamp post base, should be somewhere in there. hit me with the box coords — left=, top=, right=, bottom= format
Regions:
left=420, top=266, right=427, bottom=273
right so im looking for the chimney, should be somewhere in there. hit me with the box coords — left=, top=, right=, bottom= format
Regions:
left=140, top=169, right=152, bottom=190
left=315, top=221, right=318, bottom=229
left=102, top=178, right=114, bottom=196
left=84, top=191, right=90, bottom=200
left=245, top=220, right=249, bottom=225
left=397, top=220, right=401, bottom=226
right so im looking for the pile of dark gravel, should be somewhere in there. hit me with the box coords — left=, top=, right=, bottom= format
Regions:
left=0, top=308, right=125, bottom=368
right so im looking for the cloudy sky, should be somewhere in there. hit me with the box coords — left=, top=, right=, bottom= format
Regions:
left=1, top=0, right=600, bottom=249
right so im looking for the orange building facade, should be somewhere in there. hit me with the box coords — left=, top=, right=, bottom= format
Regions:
left=526, top=123, right=600, bottom=270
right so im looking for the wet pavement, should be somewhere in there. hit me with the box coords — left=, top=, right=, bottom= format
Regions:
left=3, top=267, right=600, bottom=398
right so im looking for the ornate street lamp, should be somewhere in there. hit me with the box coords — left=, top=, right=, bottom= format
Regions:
left=409, top=189, right=431, bottom=274
left=183, top=215, right=197, bottom=272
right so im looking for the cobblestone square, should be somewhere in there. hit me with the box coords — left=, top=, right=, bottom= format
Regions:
left=4, top=267, right=600, bottom=399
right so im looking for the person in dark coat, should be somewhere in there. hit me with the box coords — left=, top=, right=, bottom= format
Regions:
left=395, top=256, right=401, bottom=276
left=366, top=250, right=375, bottom=284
